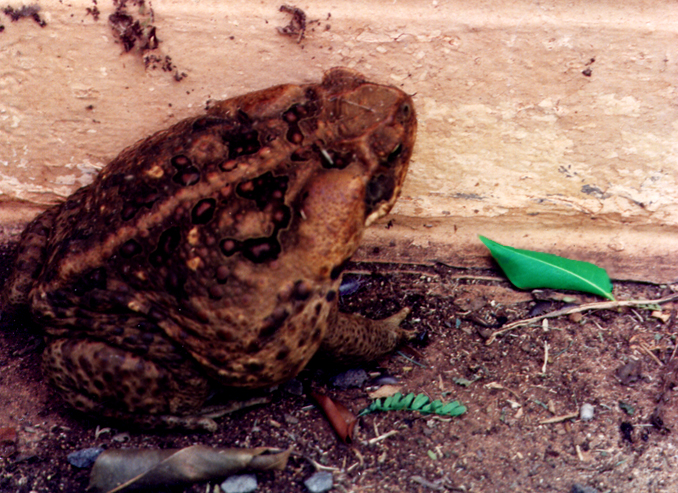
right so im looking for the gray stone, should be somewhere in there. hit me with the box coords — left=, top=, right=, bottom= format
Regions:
left=221, top=474, right=257, bottom=493
left=304, top=471, right=333, bottom=493
left=572, top=483, right=600, bottom=493
left=67, top=447, right=104, bottom=469
left=580, top=403, right=595, bottom=421
left=330, top=369, right=368, bottom=389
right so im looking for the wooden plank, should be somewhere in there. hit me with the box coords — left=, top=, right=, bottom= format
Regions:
left=356, top=215, right=678, bottom=284
left=1, top=0, right=676, bottom=282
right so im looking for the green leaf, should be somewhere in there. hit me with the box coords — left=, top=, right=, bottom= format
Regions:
left=359, top=392, right=467, bottom=418
left=619, top=401, right=635, bottom=416
left=419, top=403, right=432, bottom=413
left=383, top=394, right=397, bottom=409
left=440, top=401, right=467, bottom=416
left=400, top=393, right=416, bottom=409
left=479, top=236, right=614, bottom=300
left=411, top=394, right=430, bottom=410
left=429, top=399, right=443, bottom=411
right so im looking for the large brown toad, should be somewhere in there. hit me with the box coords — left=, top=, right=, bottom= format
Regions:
left=2, top=68, right=416, bottom=428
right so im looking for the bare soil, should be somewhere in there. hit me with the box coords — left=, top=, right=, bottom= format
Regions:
left=1, top=251, right=677, bottom=493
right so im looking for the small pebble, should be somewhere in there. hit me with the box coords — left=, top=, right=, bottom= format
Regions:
left=221, top=474, right=257, bottom=493
left=572, top=483, right=599, bottom=493
left=339, top=276, right=362, bottom=297
left=580, top=403, right=595, bottom=421
left=283, top=378, right=304, bottom=396
left=304, top=471, right=333, bottom=493
left=112, top=432, right=131, bottom=443
left=370, top=374, right=399, bottom=386
left=330, top=369, right=368, bottom=389
left=67, top=447, right=104, bottom=468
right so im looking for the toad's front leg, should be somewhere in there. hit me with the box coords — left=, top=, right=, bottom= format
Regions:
left=317, top=306, right=412, bottom=365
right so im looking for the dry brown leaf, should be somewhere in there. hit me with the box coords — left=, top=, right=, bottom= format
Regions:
left=88, top=445, right=290, bottom=493
left=368, top=384, right=402, bottom=399
left=311, top=391, right=358, bottom=444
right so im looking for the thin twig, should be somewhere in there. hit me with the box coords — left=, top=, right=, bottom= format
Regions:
left=396, top=350, right=429, bottom=368
left=367, top=430, right=399, bottom=445
left=539, top=412, right=579, bottom=424
left=635, top=341, right=664, bottom=366
left=292, top=452, right=340, bottom=472
left=486, top=293, right=678, bottom=345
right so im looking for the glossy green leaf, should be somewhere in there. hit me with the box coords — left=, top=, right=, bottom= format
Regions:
left=479, top=236, right=614, bottom=300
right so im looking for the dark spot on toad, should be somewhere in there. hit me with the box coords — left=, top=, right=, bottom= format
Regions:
left=208, top=285, right=223, bottom=300
left=171, top=155, right=191, bottom=168
left=276, top=346, right=291, bottom=360
left=292, top=280, right=312, bottom=300
left=191, top=198, right=216, bottom=224
left=121, top=204, right=141, bottom=221
left=236, top=172, right=289, bottom=209
left=73, top=267, right=108, bottom=294
left=260, top=307, right=289, bottom=339
left=220, top=238, right=241, bottom=257
left=242, top=237, right=281, bottom=263
left=164, top=270, right=187, bottom=300
left=173, top=166, right=201, bottom=186
left=225, top=130, right=261, bottom=159
left=245, top=361, right=265, bottom=373
left=215, top=265, right=229, bottom=283
left=120, top=239, right=142, bottom=258
left=272, top=205, right=291, bottom=228
left=150, top=226, right=181, bottom=267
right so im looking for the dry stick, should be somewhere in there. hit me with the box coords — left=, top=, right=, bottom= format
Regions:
left=635, top=341, right=664, bottom=366
left=486, top=293, right=678, bottom=345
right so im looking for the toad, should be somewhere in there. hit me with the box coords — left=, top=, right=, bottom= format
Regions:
left=2, top=68, right=417, bottom=428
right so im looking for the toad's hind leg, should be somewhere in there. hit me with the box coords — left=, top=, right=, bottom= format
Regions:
left=43, top=339, right=215, bottom=430
left=318, top=307, right=412, bottom=364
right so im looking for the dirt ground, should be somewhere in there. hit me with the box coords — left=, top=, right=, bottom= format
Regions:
left=1, top=249, right=677, bottom=493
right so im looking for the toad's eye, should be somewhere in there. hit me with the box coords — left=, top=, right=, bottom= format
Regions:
left=397, top=103, right=412, bottom=122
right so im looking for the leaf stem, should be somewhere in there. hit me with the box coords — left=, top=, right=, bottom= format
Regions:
left=486, top=293, right=678, bottom=345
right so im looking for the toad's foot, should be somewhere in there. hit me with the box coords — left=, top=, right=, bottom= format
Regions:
left=318, top=307, right=412, bottom=365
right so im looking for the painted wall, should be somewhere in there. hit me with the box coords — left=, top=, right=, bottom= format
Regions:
left=1, top=1, right=676, bottom=281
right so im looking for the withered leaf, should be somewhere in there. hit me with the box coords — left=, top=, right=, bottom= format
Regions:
left=311, top=391, right=358, bottom=444
left=88, top=445, right=290, bottom=493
